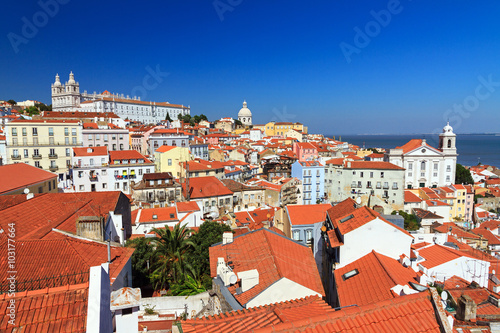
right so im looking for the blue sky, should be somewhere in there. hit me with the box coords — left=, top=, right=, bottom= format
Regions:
left=1, top=0, right=500, bottom=134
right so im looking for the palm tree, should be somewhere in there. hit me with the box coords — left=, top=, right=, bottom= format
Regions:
left=150, top=223, right=194, bottom=290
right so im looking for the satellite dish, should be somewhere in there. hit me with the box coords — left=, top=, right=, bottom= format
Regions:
left=403, top=285, right=412, bottom=295
left=23, top=188, right=30, bottom=194
left=441, top=291, right=448, bottom=301
left=356, top=197, right=361, bottom=205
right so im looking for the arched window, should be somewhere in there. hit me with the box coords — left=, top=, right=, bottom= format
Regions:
left=421, top=161, right=426, bottom=170
left=447, top=139, right=452, bottom=148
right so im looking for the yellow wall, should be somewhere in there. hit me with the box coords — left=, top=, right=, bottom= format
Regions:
left=154, top=146, right=191, bottom=177
left=6, top=120, right=82, bottom=174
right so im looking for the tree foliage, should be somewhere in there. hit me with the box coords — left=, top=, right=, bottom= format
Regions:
left=126, top=237, right=156, bottom=288
left=165, top=112, right=173, bottom=122
left=455, top=164, right=474, bottom=185
left=391, top=210, right=420, bottom=231
left=24, top=106, right=40, bottom=116
left=7, top=99, right=16, bottom=105
left=35, top=103, right=51, bottom=111
left=150, top=224, right=194, bottom=290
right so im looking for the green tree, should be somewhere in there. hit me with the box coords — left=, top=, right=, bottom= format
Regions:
left=187, top=221, right=231, bottom=289
left=25, top=106, right=39, bottom=116
left=177, top=113, right=183, bottom=120
left=150, top=224, right=194, bottom=290
left=165, top=112, right=173, bottom=122
left=193, top=115, right=201, bottom=123
left=234, top=119, right=242, bottom=127
left=35, top=103, right=50, bottom=111
left=7, top=99, right=16, bottom=105
left=455, top=164, right=474, bottom=185
left=182, top=114, right=192, bottom=123
left=199, top=114, right=208, bottom=121
left=391, top=210, right=420, bottom=231
left=126, top=237, right=155, bottom=288
left=168, top=267, right=207, bottom=296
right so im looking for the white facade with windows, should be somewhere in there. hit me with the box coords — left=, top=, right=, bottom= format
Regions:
left=51, top=72, right=190, bottom=123
left=386, top=123, right=457, bottom=189
left=83, top=127, right=130, bottom=151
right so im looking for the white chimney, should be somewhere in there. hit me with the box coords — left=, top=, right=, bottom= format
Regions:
left=237, top=269, right=259, bottom=292
left=222, top=231, right=233, bottom=245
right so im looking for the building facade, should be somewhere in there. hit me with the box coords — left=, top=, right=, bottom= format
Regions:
left=82, top=123, right=130, bottom=151
left=385, top=123, right=457, bottom=189
left=51, top=72, right=190, bottom=123
left=237, top=101, right=252, bottom=127
left=291, top=161, right=325, bottom=205
left=6, top=119, right=82, bottom=183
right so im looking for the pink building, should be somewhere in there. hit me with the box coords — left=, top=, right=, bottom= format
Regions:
left=292, top=141, right=318, bottom=162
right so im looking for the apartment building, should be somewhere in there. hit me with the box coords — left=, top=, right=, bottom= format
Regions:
left=6, top=119, right=82, bottom=182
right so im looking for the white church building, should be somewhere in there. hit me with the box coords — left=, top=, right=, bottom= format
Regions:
left=385, top=122, right=457, bottom=189
left=51, top=72, right=190, bottom=124
left=238, top=100, right=252, bottom=126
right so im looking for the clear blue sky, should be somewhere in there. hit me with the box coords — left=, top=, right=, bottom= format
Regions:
left=1, top=0, right=500, bottom=134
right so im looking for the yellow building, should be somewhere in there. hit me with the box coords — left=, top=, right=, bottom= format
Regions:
left=264, top=122, right=307, bottom=137
left=154, top=145, right=191, bottom=177
left=6, top=119, right=82, bottom=178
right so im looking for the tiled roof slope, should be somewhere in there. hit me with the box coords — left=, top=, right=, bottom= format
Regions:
left=0, top=235, right=134, bottom=290
left=286, top=203, right=332, bottom=226
left=0, top=284, right=89, bottom=333
left=251, top=292, right=441, bottom=333
left=334, top=251, right=419, bottom=307
left=209, top=228, right=325, bottom=307
left=182, top=176, right=233, bottom=199
left=181, top=295, right=333, bottom=333
left=326, top=198, right=358, bottom=222
left=0, top=192, right=123, bottom=240
left=0, top=163, right=57, bottom=194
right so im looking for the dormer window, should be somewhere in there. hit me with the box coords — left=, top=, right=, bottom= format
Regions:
left=152, top=214, right=158, bottom=219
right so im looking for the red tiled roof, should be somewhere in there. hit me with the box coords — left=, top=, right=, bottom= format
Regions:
left=286, top=204, right=331, bottom=226
left=326, top=198, right=358, bottom=222
left=472, top=228, right=500, bottom=245
left=0, top=235, right=134, bottom=289
left=155, top=145, right=178, bottom=153
left=418, top=244, right=477, bottom=269
left=405, top=190, right=422, bottom=203
left=82, top=96, right=187, bottom=109
left=0, top=163, right=57, bottom=195
left=0, top=192, right=124, bottom=240
left=176, top=201, right=200, bottom=213
left=209, top=228, right=325, bottom=307
left=346, top=161, right=405, bottom=170
left=0, top=283, right=89, bottom=332
left=250, top=292, right=441, bottom=333
left=335, top=251, right=420, bottom=307
left=325, top=158, right=344, bottom=165
left=478, top=220, right=500, bottom=231
left=396, top=139, right=428, bottom=154
left=433, top=223, right=480, bottom=240
left=182, top=176, right=233, bottom=199
left=82, top=122, right=98, bottom=129
left=109, top=150, right=152, bottom=164
left=181, top=296, right=333, bottom=333
left=43, top=111, right=120, bottom=119
left=73, top=146, right=108, bottom=157
left=332, top=205, right=412, bottom=238
left=10, top=119, right=80, bottom=124
left=132, top=207, right=178, bottom=224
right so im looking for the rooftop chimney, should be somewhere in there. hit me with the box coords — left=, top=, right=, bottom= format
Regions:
left=222, top=231, right=233, bottom=245
left=456, top=294, right=477, bottom=321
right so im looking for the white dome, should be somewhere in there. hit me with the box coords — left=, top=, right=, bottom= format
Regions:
left=238, top=100, right=252, bottom=117
left=67, top=71, right=76, bottom=85
left=443, top=121, right=453, bottom=133
left=53, top=73, right=61, bottom=87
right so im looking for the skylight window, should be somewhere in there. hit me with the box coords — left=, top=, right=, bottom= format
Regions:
left=339, top=214, right=355, bottom=224
left=342, top=269, right=359, bottom=280
left=152, top=214, right=158, bottom=219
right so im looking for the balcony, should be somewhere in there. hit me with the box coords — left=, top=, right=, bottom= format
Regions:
left=11, top=155, right=21, bottom=160
left=32, top=154, right=42, bottom=160
left=49, top=166, right=59, bottom=172
left=89, top=175, right=98, bottom=181
left=157, top=192, right=166, bottom=201
left=392, top=186, right=398, bottom=190
left=383, top=184, right=389, bottom=189
left=49, top=154, right=58, bottom=159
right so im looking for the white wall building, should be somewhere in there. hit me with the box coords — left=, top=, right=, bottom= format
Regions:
left=238, top=101, right=252, bottom=127
left=51, top=72, right=190, bottom=123
left=385, top=122, right=457, bottom=189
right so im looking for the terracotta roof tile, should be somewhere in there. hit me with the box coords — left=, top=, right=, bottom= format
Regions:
left=0, top=164, right=58, bottom=195
left=109, top=150, right=152, bottom=164
left=0, top=284, right=89, bottom=333
left=346, top=161, right=405, bottom=170
left=405, top=190, right=423, bottom=203
left=209, top=229, right=324, bottom=307
left=286, top=204, right=331, bottom=226
left=334, top=251, right=420, bottom=307
left=181, top=296, right=333, bottom=333
left=176, top=201, right=200, bottom=213
left=182, top=176, right=233, bottom=199
left=73, top=146, right=108, bottom=157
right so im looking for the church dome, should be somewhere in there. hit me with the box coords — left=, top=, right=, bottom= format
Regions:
left=53, top=73, right=61, bottom=87
left=67, top=71, right=76, bottom=85
left=238, top=100, right=252, bottom=117
left=443, top=121, right=453, bottom=133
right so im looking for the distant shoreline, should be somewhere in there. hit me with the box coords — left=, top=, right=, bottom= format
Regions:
left=330, top=133, right=500, bottom=137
